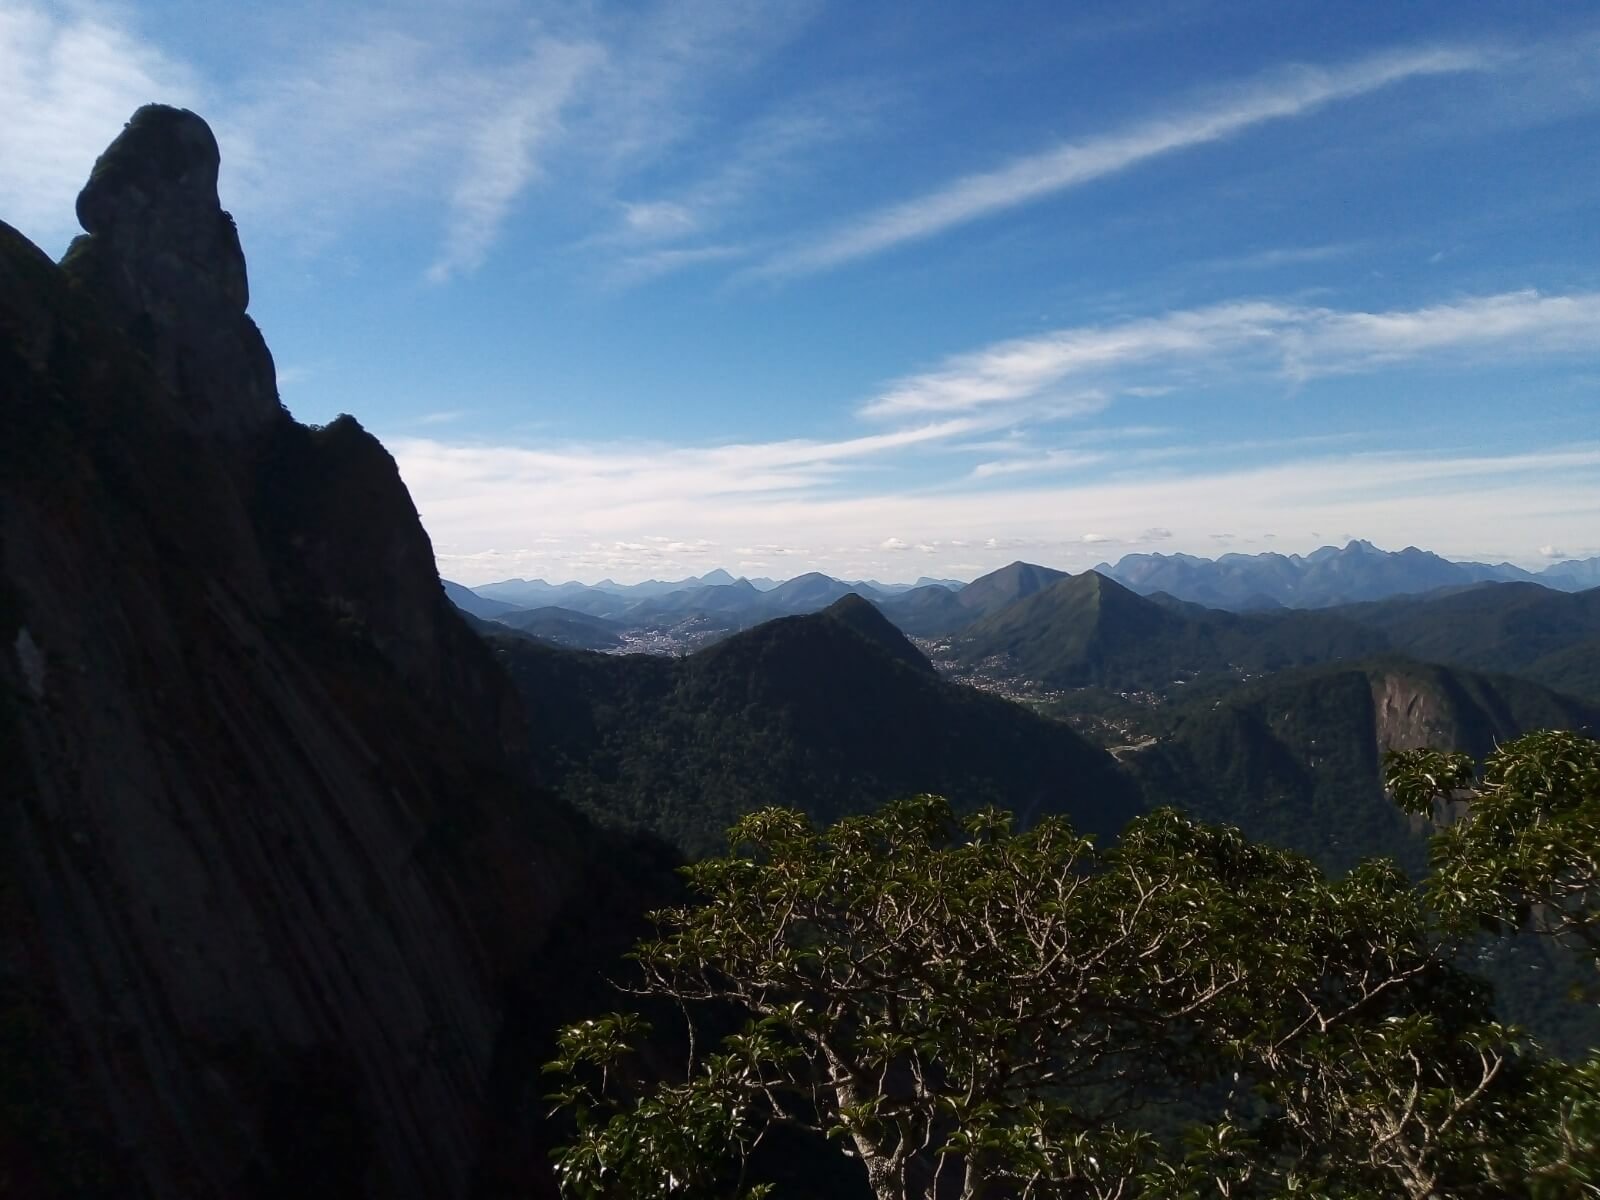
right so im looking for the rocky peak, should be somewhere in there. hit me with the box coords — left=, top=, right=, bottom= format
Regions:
left=0, top=108, right=611, bottom=1196
left=62, top=105, right=280, bottom=439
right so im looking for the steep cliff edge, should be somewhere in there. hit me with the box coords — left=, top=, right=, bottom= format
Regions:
left=1367, top=660, right=1595, bottom=758
left=0, top=107, right=600, bottom=1198
left=1130, top=657, right=1595, bottom=877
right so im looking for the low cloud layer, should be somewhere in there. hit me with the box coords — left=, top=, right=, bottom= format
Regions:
left=395, top=281, right=1600, bottom=583
left=402, top=431, right=1600, bottom=584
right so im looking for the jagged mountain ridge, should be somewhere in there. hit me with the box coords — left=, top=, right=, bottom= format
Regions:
left=0, top=105, right=641, bottom=1199
left=1098, top=539, right=1598, bottom=610
left=456, top=546, right=1598, bottom=645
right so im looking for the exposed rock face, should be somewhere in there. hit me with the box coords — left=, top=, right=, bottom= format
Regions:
left=1370, top=669, right=1464, bottom=755
left=62, top=105, right=279, bottom=439
left=1368, top=664, right=1593, bottom=759
left=0, top=111, right=598, bottom=1197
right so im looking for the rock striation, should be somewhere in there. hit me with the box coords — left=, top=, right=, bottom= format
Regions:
left=0, top=108, right=618, bottom=1197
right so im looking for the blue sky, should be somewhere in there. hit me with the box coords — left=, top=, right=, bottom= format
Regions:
left=5, top=0, right=1599, bottom=584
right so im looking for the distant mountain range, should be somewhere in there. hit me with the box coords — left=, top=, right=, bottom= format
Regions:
left=927, top=566, right=1600, bottom=706
left=469, top=568, right=967, bottom=612
left=470, top=558, right=1600, bottom=864
left=441, top=578, right=523, bottom=619
left=1096, top=539, right=1600, bottom=610
left=448, top=542, right=1599, bottom=651
left=461, top=553, right=1600, bottom=713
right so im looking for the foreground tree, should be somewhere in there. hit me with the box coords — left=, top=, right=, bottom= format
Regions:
left=1388, top=729, right=1600, bottom=965
left=1376, top=730, right=1600, bottom=1197
left=545, top=783, right=1591, bottom=1198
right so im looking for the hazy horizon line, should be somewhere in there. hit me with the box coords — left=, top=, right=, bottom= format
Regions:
left=449, top=536, right=1595, bottom=591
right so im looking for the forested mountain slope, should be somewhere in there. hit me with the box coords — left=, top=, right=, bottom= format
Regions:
left=952, top=560, right=1068, bottom=616
left=1524, top=636, right=1600, bottom=706
left=1329, top=582, right=1600, bottom=690
left=1124, top=657, right=1600, bottom=1052
left=1129, top=657, right=1598, bottom=875
left=950, top=570, right=1389, bottom=690
left=494, top=605, right=625, bottom=650
left=489, top=596, right=1141, bottom=858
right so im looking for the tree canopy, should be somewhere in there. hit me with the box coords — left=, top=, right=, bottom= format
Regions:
left=547, top=732, right=1600, bottom=1199
left=1389, top=729, right=1600, bottom=964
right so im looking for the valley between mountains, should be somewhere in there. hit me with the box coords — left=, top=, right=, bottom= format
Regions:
left=454, top=548, right=1600, bottom=828
left=3, top=104, right=1599, bottom=1197
left=458, top=548, right=1600, bottom=1058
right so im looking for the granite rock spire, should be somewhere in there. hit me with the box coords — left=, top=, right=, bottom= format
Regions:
left=63, top=104, right=280, bottom=438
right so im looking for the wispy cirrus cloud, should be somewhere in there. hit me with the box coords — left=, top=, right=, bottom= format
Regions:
left=212, top=27, right=613, bottom=275
left=1284, top=290, right=1600, bottom=373
left=425, top=39, right=603, bottom=282
left=586, top=82, right=883, bottom=284
left=867, top=302, right=1295, bottom=418
left=866, top=290, right=1600, bottom=418
left=601, top=242, right=749, bottom=287
left=1, top=0, right=823, bottom=279
left=1200, top=242, right=1365, bottom=273
left=618, top=200, right=699, bottom=239
left=395, top=415, right=985, bottom=512
left=576, top=0, right=822, bottom=175
left=608, top=100, right=852, bottom=241
left=969, top=449, right=1106, bottom=480
left=752, top=45, right=1488, bottom=279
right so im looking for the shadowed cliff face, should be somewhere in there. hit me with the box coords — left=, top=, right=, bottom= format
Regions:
left=0, top=107, right=601, bottom=1198
left=62, top=106, right=279, bottom=441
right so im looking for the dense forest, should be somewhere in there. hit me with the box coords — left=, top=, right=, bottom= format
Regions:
left=491, top=595, right=1140, bottom=858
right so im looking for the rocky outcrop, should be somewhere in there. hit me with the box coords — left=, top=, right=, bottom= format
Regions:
left=1368, top=663, right=1595, bottom=760
left=61, top=105, right=280, bottom=440
left=1369, top=669, right=1463, bottom=755
left=1370, top=664, right=1596, bottom=834
left=0, top=110, right=604, bottom=1197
